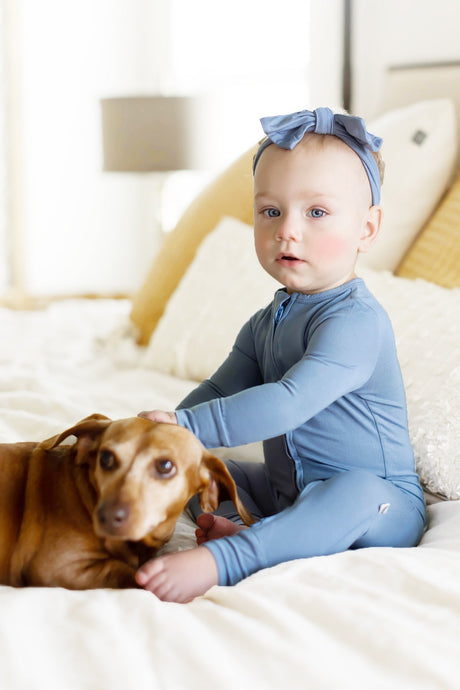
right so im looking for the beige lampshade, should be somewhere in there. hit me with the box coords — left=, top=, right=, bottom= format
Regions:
left=101, top=96, right=215, bottom=172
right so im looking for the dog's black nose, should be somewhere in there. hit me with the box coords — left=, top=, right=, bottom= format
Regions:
left=97, top=502, right=130, bottom=531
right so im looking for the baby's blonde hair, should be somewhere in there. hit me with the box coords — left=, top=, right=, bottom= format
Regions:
left=371, top=149, right=385, bottom=186
left=255, top=132, right=385, bottom=189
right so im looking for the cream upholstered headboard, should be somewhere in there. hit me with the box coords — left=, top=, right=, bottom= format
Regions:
left=378, top=62, right=460, bottom=285
left=379, top=62, right=460, bottom=170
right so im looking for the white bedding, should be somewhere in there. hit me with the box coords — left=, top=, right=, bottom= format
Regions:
left=1, top=298, right=460, bottom=690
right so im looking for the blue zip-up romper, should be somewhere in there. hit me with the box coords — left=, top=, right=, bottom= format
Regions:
left=176, top=279, right=427, bottom=586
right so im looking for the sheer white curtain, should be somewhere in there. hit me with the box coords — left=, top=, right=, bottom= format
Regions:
left=0, top=1, right=7, bottom=292
left=1, top=0, right=165, bottom=298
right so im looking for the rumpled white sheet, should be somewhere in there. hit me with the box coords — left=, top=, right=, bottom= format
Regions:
left=1, top=299, right=459, bottom=690
left=0, top=299, right=195, bottom=441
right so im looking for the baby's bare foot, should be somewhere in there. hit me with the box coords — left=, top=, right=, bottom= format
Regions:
left=135, top=547, right=218, bottom=603
left=195, top=513, right=247, bottom=545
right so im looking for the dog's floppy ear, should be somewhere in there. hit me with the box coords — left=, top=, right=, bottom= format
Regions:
left=197, top=452, right=255, bottom=526
left=39, top=413, right=112, bottom=465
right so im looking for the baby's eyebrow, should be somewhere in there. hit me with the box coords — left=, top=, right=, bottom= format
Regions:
left=301, top=191, right=333, bottom=200
left=255, top=191, right=334, bottom=202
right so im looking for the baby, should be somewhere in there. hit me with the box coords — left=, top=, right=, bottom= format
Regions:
left=136, top=107, right=427, bottom=603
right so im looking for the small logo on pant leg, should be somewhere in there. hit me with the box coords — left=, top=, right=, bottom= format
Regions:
left=378, top=503, right=390, bottom=514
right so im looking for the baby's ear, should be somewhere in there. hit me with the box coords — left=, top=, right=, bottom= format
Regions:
left=358, top=205, right=383, bottom=254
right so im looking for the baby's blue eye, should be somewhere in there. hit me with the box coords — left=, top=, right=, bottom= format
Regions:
left=310, top=208, right=326, bottom=218
left=264, top=208, right=280, bottom=218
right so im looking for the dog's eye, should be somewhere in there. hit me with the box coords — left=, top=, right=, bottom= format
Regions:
left=152, top=458, right=176, bottom=479
left=99, top=450, right=118, bottom=471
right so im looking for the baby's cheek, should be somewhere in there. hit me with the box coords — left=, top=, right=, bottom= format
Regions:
left=311, top=234, right=348, bottom=259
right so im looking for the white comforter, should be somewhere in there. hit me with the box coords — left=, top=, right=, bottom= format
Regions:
left=0, top=299, right=459, bottom=690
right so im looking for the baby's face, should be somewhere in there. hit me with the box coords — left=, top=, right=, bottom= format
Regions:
left=253, top=135, right=382, bottom=294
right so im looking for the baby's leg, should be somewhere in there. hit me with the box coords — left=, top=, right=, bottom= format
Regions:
left=188, top=459, right=279, bottom=525
left=205, top=470, right=426, bottom=586
left=191, top=460, right=278, bottom=545
left=136, top=462, right=278, bottom=602
left=195, top=513, right=247, bottom=545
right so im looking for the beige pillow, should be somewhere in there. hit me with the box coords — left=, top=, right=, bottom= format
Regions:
left=144, top=216, right=278, bottom=381
left=358, top=269, right=460, bottom=500
left=396, top=172, right=460, bottom=288
left=359, top=99, right=457, bottom=272
left=130, top=145, right=258, bottom=344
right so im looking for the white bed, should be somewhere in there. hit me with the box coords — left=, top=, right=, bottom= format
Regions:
left=0, top=288, right=459, bottom=689
left=1, top=91, right=460, bottom=688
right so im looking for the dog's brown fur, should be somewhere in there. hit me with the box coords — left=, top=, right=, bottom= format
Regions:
left=0, top=414, right=253, bottom=589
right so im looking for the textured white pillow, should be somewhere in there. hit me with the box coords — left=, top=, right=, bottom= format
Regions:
left=146, top=216, right=279, bottom=381
left=359, top=99, right=457, bottom=272
left=146, top=216, right=460, bottom=499
left=358, top=268, right=460, bottom=500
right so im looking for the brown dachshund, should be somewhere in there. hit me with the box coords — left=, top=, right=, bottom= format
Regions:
left=0, top=414, right=253, bottom=589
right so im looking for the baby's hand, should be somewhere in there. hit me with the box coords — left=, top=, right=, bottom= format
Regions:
left=138, top=410, right=178, bottom=424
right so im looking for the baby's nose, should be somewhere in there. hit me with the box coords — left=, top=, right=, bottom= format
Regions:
left=275, top=217, right=302, bottom=242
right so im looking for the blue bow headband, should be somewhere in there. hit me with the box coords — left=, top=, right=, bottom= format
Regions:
left=253, top=107, right=382, bottom=205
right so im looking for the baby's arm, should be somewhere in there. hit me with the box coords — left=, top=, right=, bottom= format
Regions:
left=178, top=319, right=263, bottom=409
left=176, top=307, right=380, bottom=448
left=139, top=317, right=263, bottom=425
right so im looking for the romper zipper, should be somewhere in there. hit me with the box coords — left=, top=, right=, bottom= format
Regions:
left=274, top=303, right=285, bottom=324
left=274, top=297, right=290, bottom=325
left=270, top=296, right=292, bottom=377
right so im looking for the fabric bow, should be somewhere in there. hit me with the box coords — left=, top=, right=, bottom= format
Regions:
left=253, top=107, right=382, bottom=205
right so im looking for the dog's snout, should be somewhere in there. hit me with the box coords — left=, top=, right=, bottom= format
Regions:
left=97, top=502, right=130, bottom=534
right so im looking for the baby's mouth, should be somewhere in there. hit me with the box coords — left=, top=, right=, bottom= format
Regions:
left=276, top=253, right=303, bottom=265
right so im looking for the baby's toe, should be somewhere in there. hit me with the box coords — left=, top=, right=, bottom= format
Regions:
left=196, top=513, right=215, bottom=529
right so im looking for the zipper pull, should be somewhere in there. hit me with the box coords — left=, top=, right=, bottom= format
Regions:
left=274, top=302, right=286, bottom=324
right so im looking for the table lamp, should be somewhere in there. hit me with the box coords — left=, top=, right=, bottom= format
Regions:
left=101, top=95, right=216, bottom=231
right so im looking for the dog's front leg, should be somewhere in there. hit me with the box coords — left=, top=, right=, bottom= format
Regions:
left=103, top=538, right=141, bottom=569
left=67, top=556, right=140, bottom=589
left=11, top=552, right=139, bottom=589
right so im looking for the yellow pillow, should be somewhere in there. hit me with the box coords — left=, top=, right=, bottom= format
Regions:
left=130, top=144, right=258, bottom=345
left=396, top=173, right=460, bottom=288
